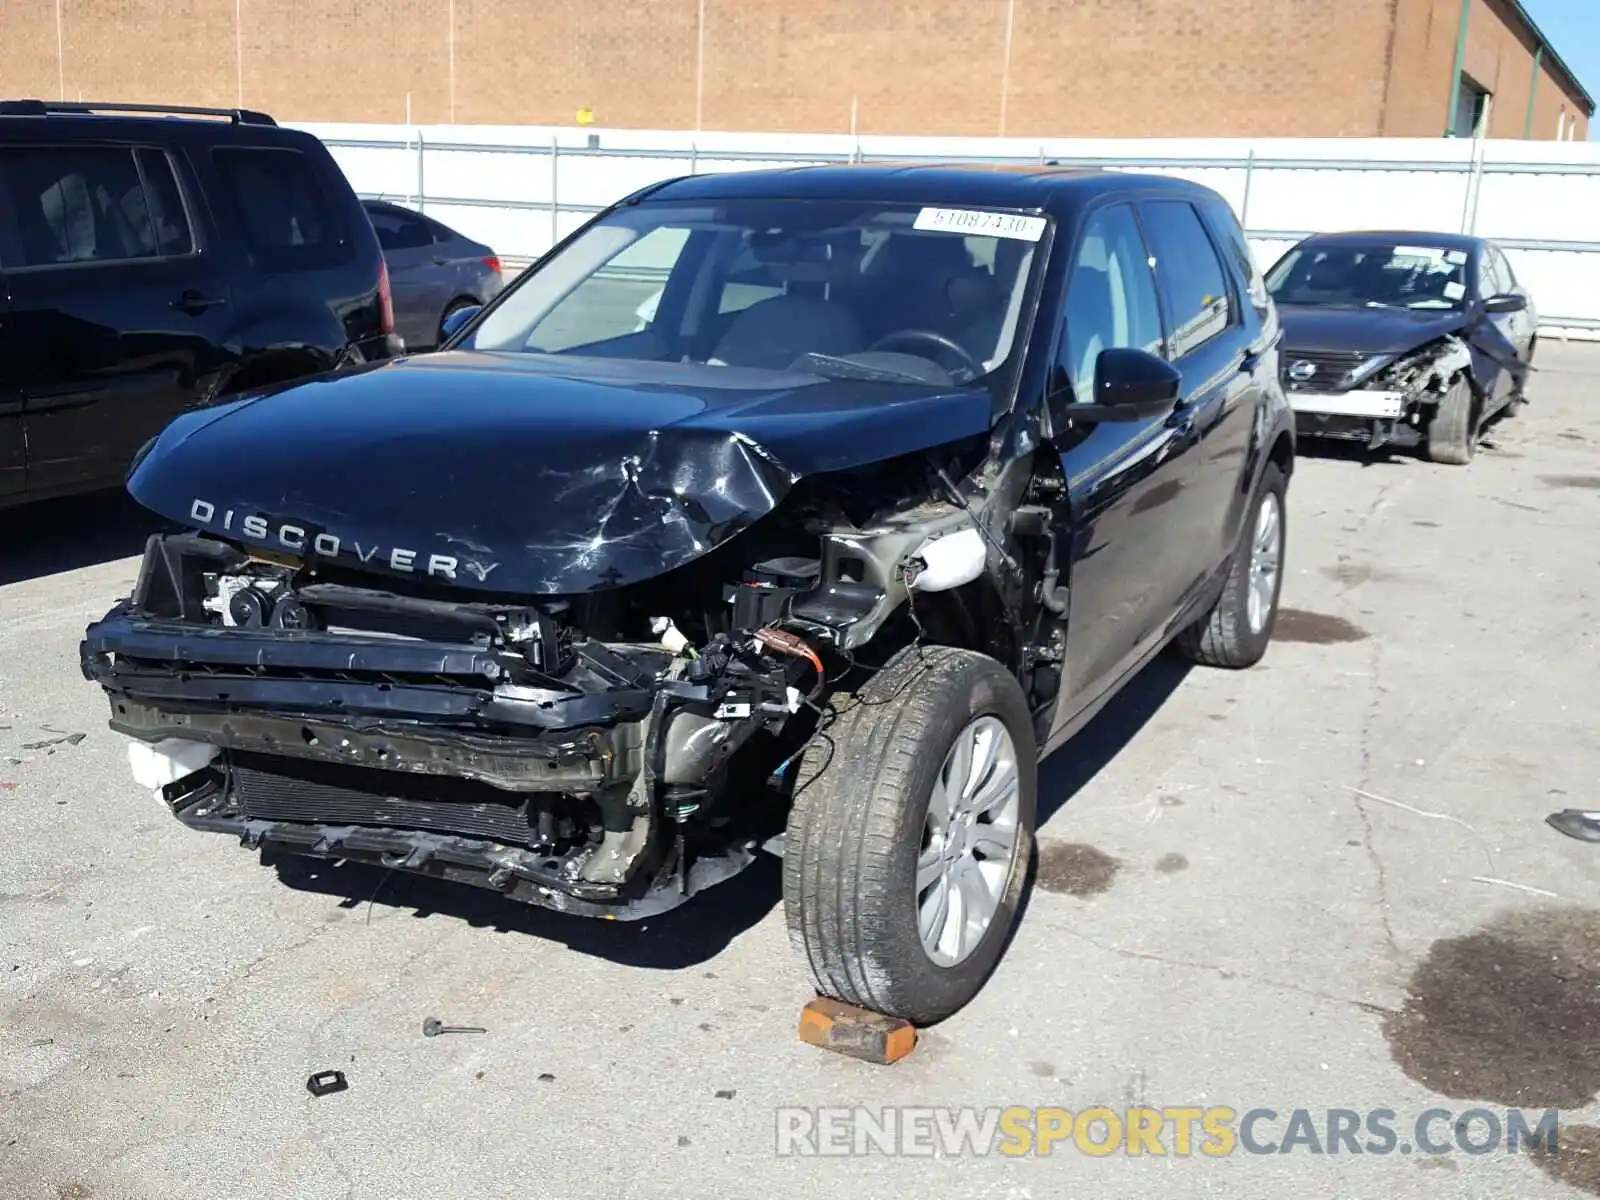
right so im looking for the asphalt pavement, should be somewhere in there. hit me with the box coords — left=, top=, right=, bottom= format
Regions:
left=2, top=343, right=1598, bottom=1200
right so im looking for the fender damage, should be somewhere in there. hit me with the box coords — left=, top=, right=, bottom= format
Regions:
left=82, top=353, right=1014, bottom=917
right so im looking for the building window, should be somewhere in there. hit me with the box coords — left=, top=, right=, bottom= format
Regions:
left=1451, top=75, right=1492, bottom=138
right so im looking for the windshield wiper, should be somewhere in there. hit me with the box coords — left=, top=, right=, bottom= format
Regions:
left=789, top=352, right=942, bottom=385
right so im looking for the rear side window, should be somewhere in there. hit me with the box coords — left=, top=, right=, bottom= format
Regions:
left=366, top=204, right=432, bottom=251
left=0, top=144, right=194, bottom=268
left=1200, top=196, right=1270, bottom=319
left=212, top=146, right=350, bottom=272
left=1140, top=200, right=1234, bottom=356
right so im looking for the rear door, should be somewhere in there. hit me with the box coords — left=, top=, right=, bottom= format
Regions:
left=1136, top=196, right=1257, bottom=602
left=366, top=202, right=447, bottom=348
left=1046, top=201, right=1197, bottom=732
left=0, top=140, right=234, bottom=495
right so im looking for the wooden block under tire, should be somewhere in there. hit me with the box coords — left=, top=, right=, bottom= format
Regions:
left=797, top=996, right=917, bottom=1064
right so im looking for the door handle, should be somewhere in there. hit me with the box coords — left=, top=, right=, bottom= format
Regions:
left=171, top=289, right=226, bottom=315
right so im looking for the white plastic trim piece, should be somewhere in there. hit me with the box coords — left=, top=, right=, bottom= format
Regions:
left=127, top=738, right=219, bottom=794
left=1288, top=389, right=1407, bottom=419
left=908, top=526, right=988, bottom=593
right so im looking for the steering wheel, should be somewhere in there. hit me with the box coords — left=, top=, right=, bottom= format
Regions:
left=865, top=329, right=985, bottom=381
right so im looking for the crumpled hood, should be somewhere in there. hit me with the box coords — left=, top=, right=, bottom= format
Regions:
left=1278, top=304, right=1466, bottom=359
left=127, top=351, right=993, bottom=594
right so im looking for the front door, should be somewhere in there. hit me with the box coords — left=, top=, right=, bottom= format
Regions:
left=1045, top=202, right=1200, bottom=744
left=0, top=142, right=235, bottom=496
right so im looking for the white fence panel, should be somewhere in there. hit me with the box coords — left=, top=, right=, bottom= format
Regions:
left=299, top=123, right=1600, bottom=336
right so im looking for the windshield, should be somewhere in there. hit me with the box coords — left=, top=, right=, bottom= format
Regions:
left=1266, top=241, right=1469, bottom=311
left=464, top=198, right=1047, bottom=389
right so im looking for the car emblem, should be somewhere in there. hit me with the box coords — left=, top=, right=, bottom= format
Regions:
left=1288, top=360, right=1318, bottom=383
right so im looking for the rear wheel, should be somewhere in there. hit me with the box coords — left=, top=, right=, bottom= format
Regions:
left=1174, top=462, right=1286, bottom=668
left=1426, top=375, right=1479, bottom=465
left=783, top=645, right=1036, bottom=1025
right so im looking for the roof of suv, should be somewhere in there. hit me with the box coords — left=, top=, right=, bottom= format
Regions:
left=642, top=162, right=1213, bottom=211
left=0, top=99, right=296, bottom=145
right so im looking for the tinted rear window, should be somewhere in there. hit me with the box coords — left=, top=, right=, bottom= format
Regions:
left=0, top=144, right=194, bottom=268
left=212, top=146, right=351, bottom=272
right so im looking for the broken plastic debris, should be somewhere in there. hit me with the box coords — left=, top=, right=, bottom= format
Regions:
left=21, top=733, right=86, bottom=750
left=306, top=1070, right=348, bottom=1097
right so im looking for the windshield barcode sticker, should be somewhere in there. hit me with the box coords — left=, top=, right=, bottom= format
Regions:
left=914, top=207, right=1046, bottom=242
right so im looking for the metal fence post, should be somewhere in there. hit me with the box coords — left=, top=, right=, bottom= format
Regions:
left=415, top=129, right=426, bottom=214
left=1239, top=149, right=1255, bottom=226
left=550, top=135, right=560, bottom=250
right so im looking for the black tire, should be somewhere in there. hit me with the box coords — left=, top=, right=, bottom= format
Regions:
left=783, top=645, right=1037, bottom=1025
left=1426, top=375, right=1478, bottom=465
left=1174, top=462, right=1287, bottom=669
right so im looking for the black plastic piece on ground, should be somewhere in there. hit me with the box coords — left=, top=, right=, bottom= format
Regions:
left=306, top=1070, right=348, bottom=1097
left=1546, top=810, right=1600, bottom=843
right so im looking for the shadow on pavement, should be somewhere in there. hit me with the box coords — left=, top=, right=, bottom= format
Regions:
left=270, top=850, right=783, bottom=971
left=269, top=654, right=1199, bottom=969
left=0, top=489, right=169, bottom=587
left=1035, top=654, right=1192, bottom=826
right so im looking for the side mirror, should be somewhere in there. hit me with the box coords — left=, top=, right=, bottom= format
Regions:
left=440, top=304, right=483, bottom=344
left=1066, top=347, right=1183, bottom=422
left=1483, top=292, right=1526, bottom=315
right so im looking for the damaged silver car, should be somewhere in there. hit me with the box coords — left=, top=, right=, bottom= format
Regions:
left=82, top=166, right=1294, bottom=1023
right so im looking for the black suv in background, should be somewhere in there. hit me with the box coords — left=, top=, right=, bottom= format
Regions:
left=0, top=100, right=397, bottom=508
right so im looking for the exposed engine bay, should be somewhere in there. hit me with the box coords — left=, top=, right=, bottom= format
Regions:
left=82, top=445, right=1044, bottom=918
left=1286, top=335, right=1473, bottom=451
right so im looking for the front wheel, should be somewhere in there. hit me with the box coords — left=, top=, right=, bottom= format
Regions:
left=1426, top=376, right=1479, bottom=464
left=783, top=646, right=1037, bottom=1025
left=1174, top=461, right=1287, bottom=668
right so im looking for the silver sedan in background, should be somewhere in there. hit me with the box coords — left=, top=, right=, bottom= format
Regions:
left=362, top=199, right=505, bottom=351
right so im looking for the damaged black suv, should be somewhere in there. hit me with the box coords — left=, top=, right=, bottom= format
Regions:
left=81, top=165, right=1294, bottom=1024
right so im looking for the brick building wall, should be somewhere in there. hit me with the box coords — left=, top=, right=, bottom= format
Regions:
left=0, top=0, right=1588, bottom=139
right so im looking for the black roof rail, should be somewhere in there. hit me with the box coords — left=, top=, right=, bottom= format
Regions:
left=0, top=99, right=277, bottom=125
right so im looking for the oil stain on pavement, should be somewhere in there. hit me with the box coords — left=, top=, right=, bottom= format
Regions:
left=1382, top=907, right=1600, bottom=1110
left=1530, top=1124, right=1600, bottom=1196
left=1154, top=853, right=1189, bottom=874
left=1272, top=609, right=1369, bottom=644
left=1035, top=841, right=1121, bottom=897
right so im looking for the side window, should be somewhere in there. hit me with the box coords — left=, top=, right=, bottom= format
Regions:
left=366, top=205, right=432, bottom=252
left=1059, top=204, right=1164, bottom=405
left=527, top=226, right=694, bottom=353
left=212, top=147, right=350, bottom=271
left=134, top=150, right=194, bottom=257
left=1140, top=200, right=1234, bottom=357
left=1201, top=196, right=1269, bottom=318
left=1492, top=246, right=1517, bottom=292
left=0, top=145, right=191, bottom=267
left=1475, top=249, right=1503, bottom=298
